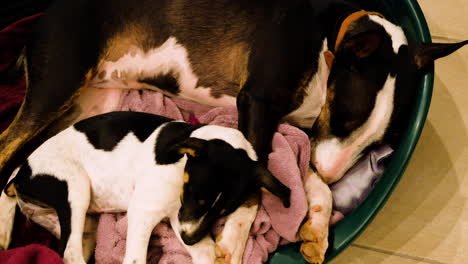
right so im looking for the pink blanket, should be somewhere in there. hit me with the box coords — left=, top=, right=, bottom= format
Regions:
left=94, top=90, right=311, bottom=264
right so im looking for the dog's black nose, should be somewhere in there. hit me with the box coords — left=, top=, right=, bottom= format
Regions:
left=181, top=231, right=198, bottom=246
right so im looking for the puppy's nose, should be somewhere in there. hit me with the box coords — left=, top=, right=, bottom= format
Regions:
left=180, top=231, right=198, bottom=246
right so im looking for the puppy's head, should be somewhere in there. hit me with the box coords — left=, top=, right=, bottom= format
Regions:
left=311, top=12, right=467, bottom=183
left=173, top=126, right=290, bottom=245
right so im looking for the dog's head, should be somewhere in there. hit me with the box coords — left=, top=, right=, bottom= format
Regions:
left=173, top=126, right=290, bottom=245
left=311, top=12, right=467, bottom=183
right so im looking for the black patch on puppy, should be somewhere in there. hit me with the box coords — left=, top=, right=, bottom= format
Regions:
left=74, top=111, right=173, bottom=151
left=11, top=162, right=71, bottom=255
left=155, top=122, right=205, bottom=165
left=139, top=71, right=180, bottom=95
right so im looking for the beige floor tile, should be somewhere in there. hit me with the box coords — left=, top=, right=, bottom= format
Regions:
left=329, top=245, right=434, bottom=264
left=351, top=33, right=468, bottom=264
left=418, top=0, right=468, bottom=40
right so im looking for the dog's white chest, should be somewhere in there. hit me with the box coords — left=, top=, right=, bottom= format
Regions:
left=90, top=37, right=236, bottom=107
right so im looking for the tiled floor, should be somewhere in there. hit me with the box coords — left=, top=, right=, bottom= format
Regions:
left=329, top=1, right=468, bottom=263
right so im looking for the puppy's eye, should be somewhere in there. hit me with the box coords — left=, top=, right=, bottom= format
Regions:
left=198, top=200, right=205, bottom=205
left=220, top=209, right=226, bottom=215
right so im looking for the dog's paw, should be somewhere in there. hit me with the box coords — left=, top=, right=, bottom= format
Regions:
left=215, top=244, right=232, bottom=264
left=299, top=214, right=328, bottom=264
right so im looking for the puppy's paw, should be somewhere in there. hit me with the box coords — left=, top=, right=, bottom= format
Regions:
left=215, top=244, right=232, bottom=264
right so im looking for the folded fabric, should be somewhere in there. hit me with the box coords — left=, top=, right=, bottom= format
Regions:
left=331, top=144, right=394, bottom=216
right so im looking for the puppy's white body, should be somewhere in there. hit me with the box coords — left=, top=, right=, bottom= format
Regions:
left=29, top=125, right=181, bottom=214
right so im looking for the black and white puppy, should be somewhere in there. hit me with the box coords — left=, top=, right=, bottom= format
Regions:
left=2, top=111, right=290, bottom=264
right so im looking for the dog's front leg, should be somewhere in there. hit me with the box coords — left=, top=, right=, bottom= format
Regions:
left=123, top=180, right=173, bottom=264
left=299, top=169, right=332, bottom=264
left=236, top=30, right=308, bottom=161
left=237, top=88, right=286, bottom=162
left=215, top=198, right=259, bottom=264
left=124, top=207, right=166, bottom=264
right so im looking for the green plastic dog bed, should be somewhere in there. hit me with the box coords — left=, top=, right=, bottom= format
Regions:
left=269, top=0, right=434, bottom=263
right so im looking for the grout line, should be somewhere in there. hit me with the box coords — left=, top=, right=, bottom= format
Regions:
left=431, top=35, right=466, bottom=42
left=350, top=243, right=447, bottom=264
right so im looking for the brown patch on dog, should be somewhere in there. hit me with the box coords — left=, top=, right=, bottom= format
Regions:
left=179, top=147, right=197, bottom=157
left=84, top=69, right=94, bottom=82
left=260, top=187, right=272, bottom=195
left=97, top=71, right=107, bottom=79
left=192, top=42, right=251, bottom=98
left=0, top=134, right=29, bottom=170
left=221, top=43, right=251, bottom=90
left=312, top=205, right=322, bottom=212
left=243, top=193, right=260, bottom=208
left=81, top=68, right=99, bottom=87
left=183, top=172, right=190, bottom=183
left=101, top=24, right=147, bottom=63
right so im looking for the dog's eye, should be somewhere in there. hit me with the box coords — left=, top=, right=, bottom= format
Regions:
left=198, top=200, right=205, bottom=205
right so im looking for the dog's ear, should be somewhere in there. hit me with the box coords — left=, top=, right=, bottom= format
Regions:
left=409, top=40, right=468, bottom=71
left=255, top=164, right=291, bottom=208
left=341, top=31, right=383, bottom=59
left=175, top=138, right=207, bottom=158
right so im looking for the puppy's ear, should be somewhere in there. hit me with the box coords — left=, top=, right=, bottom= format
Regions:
left=409, top=40, right=468, bottom=71
left=175, top=138, right=207, bottom=158
left=256, top=164, right=291, bottom=208
left=341, top=31, right=383, bottom=59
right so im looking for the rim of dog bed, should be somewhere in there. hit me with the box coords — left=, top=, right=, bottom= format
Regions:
left=269, top=0, right=433, bottom=263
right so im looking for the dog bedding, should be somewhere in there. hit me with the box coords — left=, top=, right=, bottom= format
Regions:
left=0, top=14, right=392, bottom=264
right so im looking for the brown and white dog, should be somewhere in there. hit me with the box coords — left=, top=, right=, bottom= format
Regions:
left=0, top=0, right=466, bottom=263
